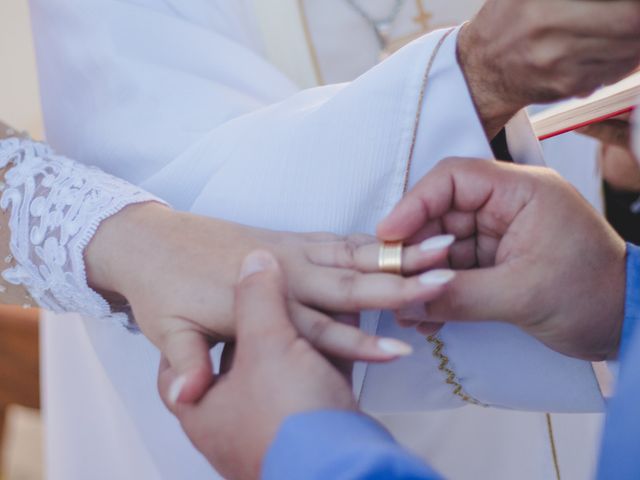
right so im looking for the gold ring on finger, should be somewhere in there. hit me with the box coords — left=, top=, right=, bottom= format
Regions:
left=378, top=242, right=404, bottom=275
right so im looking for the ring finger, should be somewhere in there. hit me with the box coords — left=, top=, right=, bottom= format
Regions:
left=307, top=234, right=455, bottom=275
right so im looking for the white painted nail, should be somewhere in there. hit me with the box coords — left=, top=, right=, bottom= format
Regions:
left=238, top=251, right=277, bottom=281
left=420, top=234, right=455, bottom=252
left=419, top=269, right=456, bottom=286
left=168, top=375, right=188, bottom=405
left=378, top=338, right=414, bottom=356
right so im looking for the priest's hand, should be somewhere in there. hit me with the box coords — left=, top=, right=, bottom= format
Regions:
left=158, top=251, right=358, bottom=480
left=86, top=204, right=452, bottom=403
left=458, top=0, right=640, bottom=138
left=577, top=114, right=640, bottom=192
left=378, top=157, right=628, bottom=361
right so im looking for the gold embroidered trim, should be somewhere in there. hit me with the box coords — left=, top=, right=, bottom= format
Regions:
left=546, top=413, right=562, bottom=480
left=359, top=29, right=458, bottom=404
left=427, top=335, right=487, bottom=407
left=401, top=27, right=481, bottom=406
left=402, top=27, right=455, bottom=195
left=296, top=0, right=326, bottom=86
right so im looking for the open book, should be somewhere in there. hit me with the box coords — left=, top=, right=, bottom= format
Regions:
left=530, top=71, right=640, bottom=140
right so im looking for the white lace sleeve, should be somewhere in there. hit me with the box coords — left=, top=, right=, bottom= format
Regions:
left=0, top=137, right=166, bottom=327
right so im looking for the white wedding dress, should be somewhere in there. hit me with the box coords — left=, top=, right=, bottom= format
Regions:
left=7, top=0, right=605, bottom=478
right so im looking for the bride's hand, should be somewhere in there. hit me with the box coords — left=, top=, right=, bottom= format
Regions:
left=86, top=203, right=455, bottom=403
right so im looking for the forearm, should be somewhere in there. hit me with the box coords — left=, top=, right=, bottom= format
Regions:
left=264, top=411, right=441, bottom=480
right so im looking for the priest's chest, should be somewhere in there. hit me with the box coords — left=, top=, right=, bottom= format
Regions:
left=290, top=0, right=483, bottom=83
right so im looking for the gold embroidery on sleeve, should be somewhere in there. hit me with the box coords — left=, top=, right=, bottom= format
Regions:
left=397, top=27, right=486, bottom=406
left=427, top=334, right=487, bottom=407
left=546, top=413, right=562, bottom=480
left=402, top=27, right=453, bottom=194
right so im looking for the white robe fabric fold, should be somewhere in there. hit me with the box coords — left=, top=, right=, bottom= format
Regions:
left=30, top=1, right=603, bottom=478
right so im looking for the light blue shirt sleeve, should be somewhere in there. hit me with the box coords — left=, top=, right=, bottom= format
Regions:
left=619, top=243, right=640, bottom=355
left=262, top=410, right=441, bottom=480
left=597, top=243, right=640, bottom=479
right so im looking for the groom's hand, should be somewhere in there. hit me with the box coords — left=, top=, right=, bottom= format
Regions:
left=378, top=158, right=628, bottom=361
left=458, top=0, right=640, bottom=138
left=159, top=250, right=357, bottom=480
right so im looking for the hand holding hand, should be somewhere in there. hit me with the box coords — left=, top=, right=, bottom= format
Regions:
left=87, top=205, right=453, bottom=403
left=379, top=158, right=628, bottom=360
left=158, top=251, right=358, bottom=480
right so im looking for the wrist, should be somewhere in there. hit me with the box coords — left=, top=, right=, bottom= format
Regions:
left=457, top=23, right=523, bottom=139
left=85, top=204, right=265, bottom=318
left=85, top=201, right=175, bottom=297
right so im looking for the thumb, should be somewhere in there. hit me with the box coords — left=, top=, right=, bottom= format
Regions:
left=426, top=264, right=528, bottom=325
left=157, top=356, right=179, bottom=414
left=235, top=250, right=297, bottom=350
left=161, top=324, right=214, bottom=405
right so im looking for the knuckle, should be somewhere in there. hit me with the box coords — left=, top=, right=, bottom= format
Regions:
left=529, top=168, right=561, bottom=191
left=529, top=43, right=561, bottom=74
left=339, top=237, right=359, bottom=269
left=352, top=330, right=371, bottom=352
left=553, top=75, right=583, bottom=99
left=304, top=317, right=332, bottom=346
left=304, top=231, right=341, bottom=243
left=348, top=233, right=375, bottom=246
left=399, top=280, right=419, bottom=306
left=438, top=157, right=477, bottom=177
left=337, top=271, right=360, bottom=310
left=539, top=168, right=566, bottom=187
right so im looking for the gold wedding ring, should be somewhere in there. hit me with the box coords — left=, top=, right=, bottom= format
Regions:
left=378, top=242, right=404, bottom=274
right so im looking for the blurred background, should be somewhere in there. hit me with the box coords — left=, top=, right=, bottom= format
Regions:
left=0, top=1, right=44, bottom=479
left=0, top=0, right=43, bottom=137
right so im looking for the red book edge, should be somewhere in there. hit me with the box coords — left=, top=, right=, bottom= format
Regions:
left=537, top=106, right=635, bottom=141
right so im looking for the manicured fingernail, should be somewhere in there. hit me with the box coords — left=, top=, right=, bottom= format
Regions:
left=420, top=234, right=455, bottom=252
left=378, top=338, right=413, bottom=356
left=169, top=375, right=188, bottom=405
left=419, top=269, right=456, bottom=286
left=239, top=250, right=278, bottom=281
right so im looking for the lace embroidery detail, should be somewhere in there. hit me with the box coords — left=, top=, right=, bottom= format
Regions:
left=0, top=137, right=164, bottom=327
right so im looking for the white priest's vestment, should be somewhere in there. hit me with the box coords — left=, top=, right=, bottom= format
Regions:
left=30, top=1, right=603, bottom=479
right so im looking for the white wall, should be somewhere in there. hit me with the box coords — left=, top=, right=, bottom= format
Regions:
left=0, top=0, right=43, bottom=139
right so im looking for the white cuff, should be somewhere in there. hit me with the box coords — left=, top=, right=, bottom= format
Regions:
left=0, top=138, right=165, bottom=327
